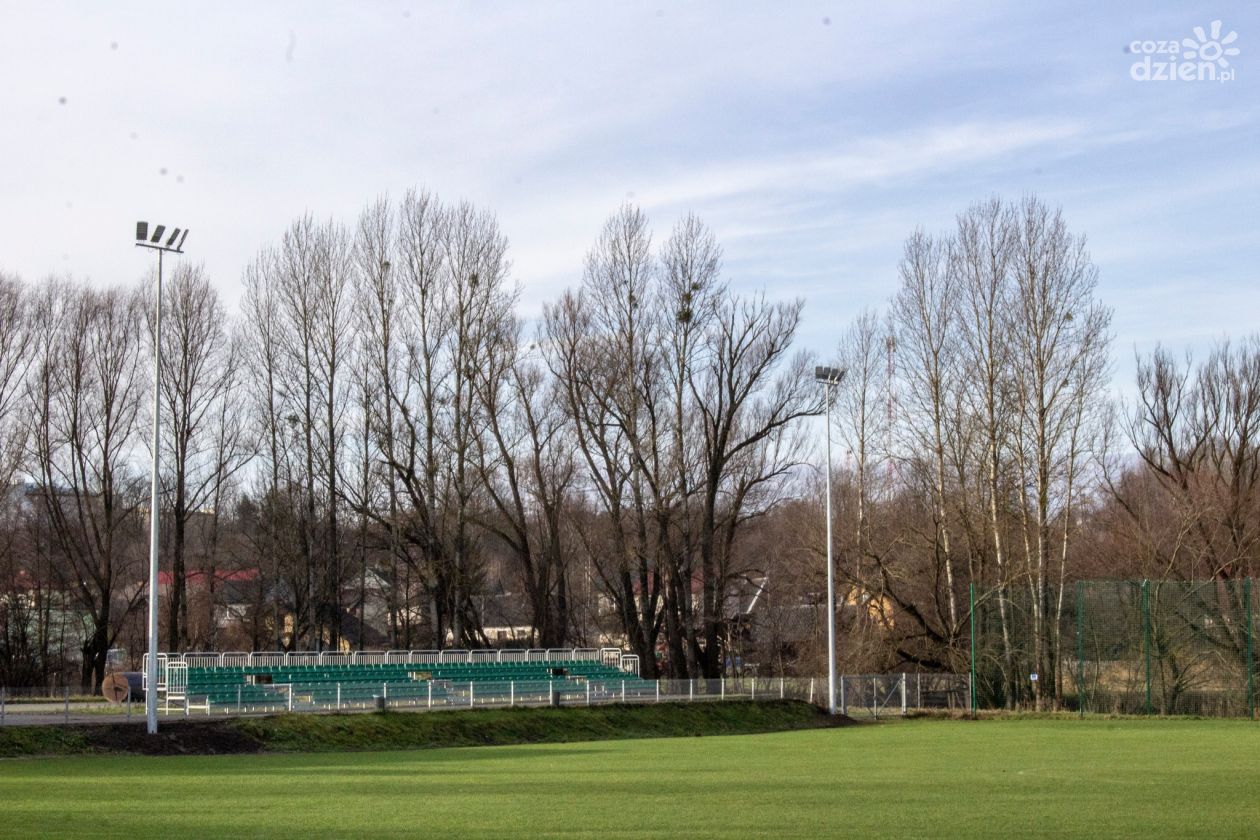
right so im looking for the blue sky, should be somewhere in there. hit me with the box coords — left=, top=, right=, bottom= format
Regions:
left=1, top=2, right=1256, bottom=394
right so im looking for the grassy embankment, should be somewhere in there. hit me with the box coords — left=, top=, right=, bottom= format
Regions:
left=0, top=699, right=838, bottom=758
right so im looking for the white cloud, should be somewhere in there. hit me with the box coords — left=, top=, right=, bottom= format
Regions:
left=0, top=0, right=1255, bottom=391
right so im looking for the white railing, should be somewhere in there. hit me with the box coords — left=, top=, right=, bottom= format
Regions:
left=163, top=647, right=619, bottom=668
left=166, top=662, right=188, bottom=698
left=140, top=653, right=169, bottom=691
left=180, top=673, right=971, bottom=718
left=0, top=672, right=971, bottom=724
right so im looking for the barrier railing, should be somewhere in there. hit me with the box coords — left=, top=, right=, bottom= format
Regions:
left=189, top=673, right=968, bottom=717
left=162, top=647, right=621, bottom=669
left=0, top=672, right=970, bottom=725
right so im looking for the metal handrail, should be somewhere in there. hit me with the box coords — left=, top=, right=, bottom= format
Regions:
left=158, top=647, right=629, bottom=669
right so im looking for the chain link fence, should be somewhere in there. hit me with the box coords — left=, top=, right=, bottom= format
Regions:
left=970, top=579, right=1256, bottom=717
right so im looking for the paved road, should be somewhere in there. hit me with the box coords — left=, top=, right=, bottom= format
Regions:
left=0, top=701, right=189, bottom=727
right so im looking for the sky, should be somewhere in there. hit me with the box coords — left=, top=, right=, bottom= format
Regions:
left=1, top=2, right=1257, bottom=396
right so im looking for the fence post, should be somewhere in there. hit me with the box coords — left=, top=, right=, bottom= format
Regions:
left=287, top=684, right=293, bottom=712
left=780, top=677, right=785, bottom=700
left=1076, top=580, right=1085, bottom=719
left=427, top=681, right=433, bottom=709
left=1246, top=578, right=1254, bottom=720
left=809, top=678, right=814, bottom=704
left=720, top=678, right=724, bottom=701
left=839, top=675, right=846, bottom=716
left=1142, top=579, right=1152, bottom=715
left=655, top=681, right=660, bottom=703
left=689, top=679, right=694, bottom=702
left=621, top=680, right=626, bottom=704
left=900, top=674, right=907, bottom=716
left=236, top=684, right=241, bottom=714
left=64, top=685, right=70, bottom=724
left=336, top=683, right=341, bottom=712
left=469, top=682, right=474, bottom=708
left=751, top=679, right=756, bottom=701
left=586, top=681, right=591, bottom=706
left=969, top=582, right=977, bottom=718
left=871, top=676, right=878, bottom=720
left=510, top=681, right=515, bottom=707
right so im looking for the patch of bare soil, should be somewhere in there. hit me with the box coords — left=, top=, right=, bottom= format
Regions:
left=80, top=719, right=265, bottom=756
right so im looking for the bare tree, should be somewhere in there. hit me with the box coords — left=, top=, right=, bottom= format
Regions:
left=833, top=308, right=890, bottom=663
left=352, top=196, right=404, bottom=645
left=892, top=229, right=963, bottom=635
left=1124, top=338, right=1260, bottom=579
left=546, top=205, right=663, bottom=673
left=0, top=276, right=31, bottom=485
left=689, top=292, right=818, bottom=677
left=386, top=188, right=450, bottom=646
left=310, top=219, right=355, bottom=648
left=440, top=201, right=515, bottom=645
left=260, top=215, right=356, bottom=650
left=835, top=309, right=889, bottom=550
left=195, top=329, right=252, bottom=649
left=953, top=197, right=1019, bottom=701
left=547, top=206, right=818, bottom=677
left=836, top=196, right=1110, bottom=699
left=655, top=215, right=723, bottom=675
left=0, top=274, right=38, bottom=685
left=27, top=281, right=147, bottom=690
left=1007, top=196, right=1111, bottom=709
left=241, top=248, right=297, bottom=649
left=147, top=264, right=248, bottom=649
left=474, top=324, right=577, bottom=647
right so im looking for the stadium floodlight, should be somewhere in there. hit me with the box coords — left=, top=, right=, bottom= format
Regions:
left=135, top=221, right=188, bottom=735
left=815, top=364, right=847, bottom=715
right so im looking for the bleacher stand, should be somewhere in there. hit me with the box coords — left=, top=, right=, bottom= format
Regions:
left=148, top=649, right=647, bottom=712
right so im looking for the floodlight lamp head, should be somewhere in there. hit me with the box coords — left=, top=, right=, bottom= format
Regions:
left=814, top=365, right=846, bottom=385
left=134, top=221, right=189, bottom=253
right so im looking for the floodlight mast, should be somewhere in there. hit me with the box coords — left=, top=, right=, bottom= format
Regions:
left=135, top=222, right=187, bottom=735
left=814, top=365, right=846, bottom=715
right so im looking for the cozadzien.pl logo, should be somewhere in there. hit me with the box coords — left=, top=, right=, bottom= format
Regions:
left=1129, top=20, right=1240, bottom=82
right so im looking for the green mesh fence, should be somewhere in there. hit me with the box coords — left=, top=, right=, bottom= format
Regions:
left=969, top=579, right=1256, bottom=718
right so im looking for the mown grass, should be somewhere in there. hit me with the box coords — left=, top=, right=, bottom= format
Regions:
left=2, top=715, right=1258, bottom=838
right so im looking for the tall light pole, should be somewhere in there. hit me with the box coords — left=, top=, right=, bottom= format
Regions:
left=135, top=221, right=188, bottom=734
left=815, top=365, right=846, bottom=715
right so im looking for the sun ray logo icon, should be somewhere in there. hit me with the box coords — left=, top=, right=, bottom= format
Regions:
left=1182, top=20, right=1241, bottom=68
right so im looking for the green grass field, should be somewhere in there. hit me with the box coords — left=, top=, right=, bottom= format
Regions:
left=2, top=717, right=1258, bottom=838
